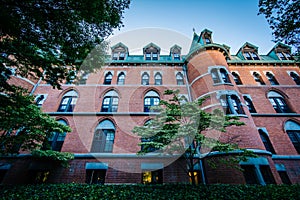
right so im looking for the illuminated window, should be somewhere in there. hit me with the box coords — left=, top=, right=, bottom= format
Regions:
left=57, top=90, right=78, bottom=112
left=30, top=171, right=50, bottom=184
left=142, top=170, right=163, bottom=184
left=86, top=169, right=106, bottom=184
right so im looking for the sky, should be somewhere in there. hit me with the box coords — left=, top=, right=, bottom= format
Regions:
left=108, top=0, right=276, bottom=55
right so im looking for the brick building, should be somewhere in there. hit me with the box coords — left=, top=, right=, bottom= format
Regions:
left=1, top=29, right=299, bottom=185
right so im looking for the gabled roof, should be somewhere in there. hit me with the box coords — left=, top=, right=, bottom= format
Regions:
left=267, top=42, right=292, bottom=60
left=143, top=42, right=161, bottom=52
left=267, top=42, right=291, bottom=54
left=170, top=44, right=182, bottom=54
left=111, top=42, right=129, bottom=51
left=238, top=42, right=259, bottom=51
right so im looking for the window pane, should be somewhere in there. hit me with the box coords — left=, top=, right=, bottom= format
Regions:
left=244, top=52, right=252, bottom=60
left=260, top=165, right=275, bottom=184
left=241, top=165, right=259, bottom=184
left=144, top=98, right=151, bottom=105
left=71, top=97, right=77, bottom=105
left=62, top=97, right=70, bottom=105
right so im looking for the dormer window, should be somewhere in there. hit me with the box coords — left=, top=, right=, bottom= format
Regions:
left=244, top=51, right=260, bottom=60
left=238, top=43, right=260, bottom=61
left=152, top=53, right=158, bottom=60
left=244, top=52, right=252, bottom=60
left=143, top=43, right=160, bottom=61
left=111, top=42, right=128, bottom=61
left=146, top=53, right=151, bottom=60
left=174, top=53, right=180, bottom=60
left=119, top=52, right=125, bottom=60
left=277, top=52, right=293, bottom=60
left=112, top=53, right=118, bottom=60
left=251, top=52, right=260, bottom=60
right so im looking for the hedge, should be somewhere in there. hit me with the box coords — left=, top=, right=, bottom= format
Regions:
left=0, top=183, right=299, bottom=200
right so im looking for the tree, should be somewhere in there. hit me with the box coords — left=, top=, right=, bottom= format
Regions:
left=0, top=85, right=71, bottom=155
left=133, top=90, right=255, bottom=185
left=258, top=0, right=300, bottom=55
left=0, top=0, right=130, bottom=87
left=0, top=1, right=130, bottom=158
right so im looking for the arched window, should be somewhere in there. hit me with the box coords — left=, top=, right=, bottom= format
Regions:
left=57, top=90, right=78, bottom=112
left=101, top=90, right=119, bottom=112
left=232, top=72, right=243, bottom=85
left=154, top=73, right=162, bottom=85
left=266, top=72, right=279, bottom=85
left=258, top=129, right=275, bottom=154
left=290, top=72, right=300, bottom=85
left=144, top=91, right=160, bottom=112
left=285, top=120, right=300, bottom=154
left=253, top=72, right=265, bottom=85
left=267, top=91, right=291, bottom=113
left=211, top=68, right=221, bottom=84
left=91, top=120, right=115, bottom=153
left=141, top=72, right=150, bottom=85
left=176, top=72, right=184, bottom=85
left=44, top=119, right=68, bottom=151
left=243, top=96, right=256, bottom=113
left=104, top=72, right=113, bottom=85
left=117, top=72, right=125, bottom=85
left=220, top=94, right=244, bottom=115
left=220, top=68, right=231, bottom=83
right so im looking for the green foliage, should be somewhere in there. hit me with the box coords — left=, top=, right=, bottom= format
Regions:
left=133, top=89, right=255, bottom=184
left=0, top=86, right=71, bottom=155
left=31, top=150, right=74, bottom=168
left=0, top=0, right=131, bottom=87
left=0, top=0, right=129, bottom=157
left=0, top=183, right=299, bottom=200
left=258, top=0, right=300, bottom=55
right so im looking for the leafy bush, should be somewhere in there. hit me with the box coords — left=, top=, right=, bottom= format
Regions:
left=31, top=150, right=74, bottom=167
left=0, top=183, right=299, bottom=200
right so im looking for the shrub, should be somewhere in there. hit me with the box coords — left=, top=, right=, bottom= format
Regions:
left=0, top=183, right=299, bottom=200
